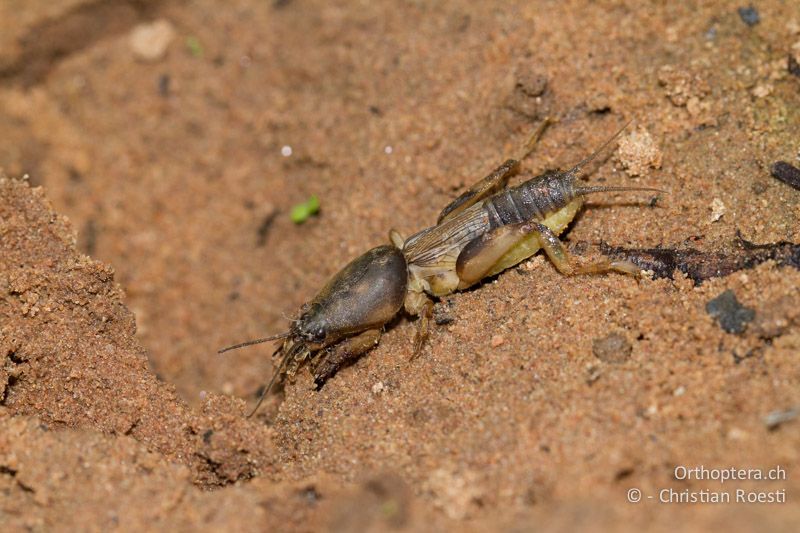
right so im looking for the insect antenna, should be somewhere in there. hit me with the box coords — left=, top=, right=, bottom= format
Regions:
left=247, top=341, right=301, bottom=418
left=564, top=119, right=632, bottom=181
left=217, top=331, right=289, bottom=354
left=559, top=120, right=668, bottom=197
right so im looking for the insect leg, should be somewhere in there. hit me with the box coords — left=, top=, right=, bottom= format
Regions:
left=412, top=299, right=434, bottom=358
left=403, top=279, right=436, bottom=357
left=456, top=221, right=639, bottom=287
left=438, top=119, right=551, bottom=224
left=437, top=159, right=520, bottom=223
left=310, top=329, right=382, bottom=387
left=528, top=222, right=640, bottom=276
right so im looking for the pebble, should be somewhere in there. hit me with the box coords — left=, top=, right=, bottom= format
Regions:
left=514, top=70, right=548, bottom=97
left=507, top=67, right=548, bottom=117
left=592, top=333, right=632, bottom=364
left=617, top=128, right=663, bottom=177
left=790, top=41, right=800, bottom=78
left=433, top=300, right=455, bottom=325
left=491, top=335, right=505, bottom=348
left=764, top=407, right=798, bottom=430
left=709, top=198, right=726, bottom=222
left=737, top=5, right=760, bottom=27
left=129, top=20, right=176, bottom=62
left=706, top=289, right=754, bottom=334
left=727, top=427, right=748, bottom=441
left=789, top=54, right=800, bottom=78
left=751, top=83, right=773, bottom=99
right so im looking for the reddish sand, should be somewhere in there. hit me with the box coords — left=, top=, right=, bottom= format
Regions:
left=2, top=1, right=799, bottom=530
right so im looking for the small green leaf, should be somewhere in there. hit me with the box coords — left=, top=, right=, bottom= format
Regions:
left=306, top=195, right=320, bottom=212
left=186, top=36, right=204, bottom=58
left=290, top=195, right=320, bottom=224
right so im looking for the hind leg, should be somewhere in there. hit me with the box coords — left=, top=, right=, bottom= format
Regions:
left=530, top=222, right=640, bottom=276
left=456, top=221, right=638, bottom=287
left=456, top=221, right=539, bottom=287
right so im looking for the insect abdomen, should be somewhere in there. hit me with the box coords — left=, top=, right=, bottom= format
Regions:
left=483, top=171, right=574, bottom=229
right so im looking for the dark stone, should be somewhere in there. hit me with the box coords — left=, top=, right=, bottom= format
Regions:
left=789, top=54, right=800, bottom=78
left=706, top=289, right=754, bottom=334
left=737, top=6, right=760, bottom=27
left=158, top=74, right=170, bottom=97
left=433, top=300, right=455, bottom=325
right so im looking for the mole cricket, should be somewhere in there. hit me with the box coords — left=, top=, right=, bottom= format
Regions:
left=221, top=119, right=663, bottom=416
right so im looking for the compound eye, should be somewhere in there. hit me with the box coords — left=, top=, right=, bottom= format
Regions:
left=300, top=322, right=326, bottom=344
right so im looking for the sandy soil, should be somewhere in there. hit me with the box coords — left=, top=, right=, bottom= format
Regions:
left=2, top=0, right=800, bottom=530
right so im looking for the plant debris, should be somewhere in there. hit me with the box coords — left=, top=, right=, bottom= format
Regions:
left=770, top=161, right=800, bottom=191
left=599, top=234, right=800, bottom=285
left=186, top=36, right=204, bottom=58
